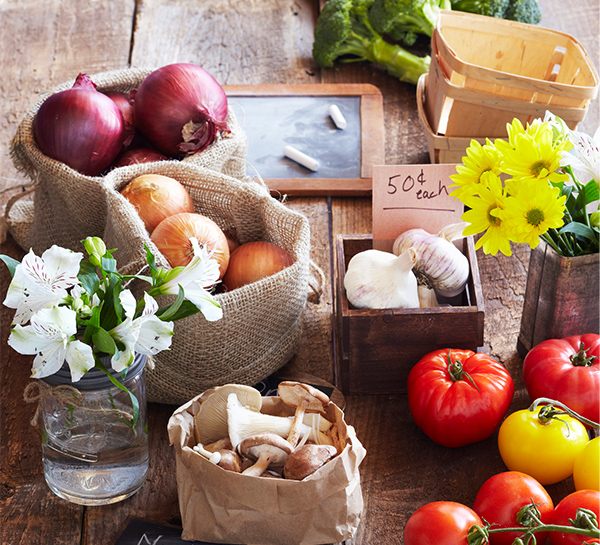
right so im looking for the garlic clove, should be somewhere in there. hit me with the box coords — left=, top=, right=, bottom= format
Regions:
left=392, top=224, right=470, bottom=298
left=343, top=247, right=420, bottom=310
left=418, top=284, right=439, bottom=308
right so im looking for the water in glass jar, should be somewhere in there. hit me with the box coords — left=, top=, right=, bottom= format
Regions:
left=42, top=410, right=148, bottom=505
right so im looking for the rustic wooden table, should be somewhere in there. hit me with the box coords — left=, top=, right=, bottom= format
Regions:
left=1, top=1, right=598, bottom=543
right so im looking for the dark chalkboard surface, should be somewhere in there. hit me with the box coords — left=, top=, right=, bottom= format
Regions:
left=224, top=84, right=385, bottom=196
left=114, top=519, right=218, bottom=545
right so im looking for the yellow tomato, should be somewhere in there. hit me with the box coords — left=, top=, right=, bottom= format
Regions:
left=497, top=406, right=589, bottom=485
left=573, top=436, right=600, bottom=491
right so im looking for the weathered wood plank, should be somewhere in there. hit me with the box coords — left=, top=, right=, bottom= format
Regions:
left=0, top=1, right=135, bottom=543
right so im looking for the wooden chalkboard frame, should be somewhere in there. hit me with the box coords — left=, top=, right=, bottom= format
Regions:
left=223, top=83, right=385, bottom=197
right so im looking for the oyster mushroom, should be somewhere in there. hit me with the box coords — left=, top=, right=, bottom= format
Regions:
left=238, top=433, right=293, bottom=477
left=283, top=444, right=338, bottom=480
left=278, top=381, right=330, bottom=448
left=194, top=384, right=262, bottom=445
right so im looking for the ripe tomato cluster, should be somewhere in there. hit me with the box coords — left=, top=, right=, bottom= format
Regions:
left=405, top=334, right=600, bottom=544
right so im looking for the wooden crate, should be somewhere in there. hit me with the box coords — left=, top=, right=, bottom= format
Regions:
left=426, top=10, right=599, bottom=137
left=335, top=234, right=485, bottom=395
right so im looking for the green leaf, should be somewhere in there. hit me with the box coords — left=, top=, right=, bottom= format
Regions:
left=158, top=300, right=202, bottom=322
left=559, top=222, right=597, bottom=242
left=94, top=359, right=139, bottom=427
left=156, top=285, right=186, bottom=321
left=101, top=255, right=118, bottom=274
left=0, top=254, right=20, bottom=277
left=78, top=261, right=101, bottom=294
left=584, top=179, right=599, bottom=203
left=92, top=328, right=117, bottom=355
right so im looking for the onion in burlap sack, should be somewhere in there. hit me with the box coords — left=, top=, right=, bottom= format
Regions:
left=5, top=67, right=248, bottom=254
left=102, top=161, right=311, bottom=405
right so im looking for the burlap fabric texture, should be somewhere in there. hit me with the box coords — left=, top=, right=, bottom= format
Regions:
left=102, top=161, right=311, bottom=406
left=7, top=67, right=248, bottom=254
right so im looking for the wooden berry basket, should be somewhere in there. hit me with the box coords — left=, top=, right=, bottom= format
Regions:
left=426, top=10, right=599, bottom=137
left=334, top=234, right=485, bottom=395
left=416, top=73, right=486, bottom=164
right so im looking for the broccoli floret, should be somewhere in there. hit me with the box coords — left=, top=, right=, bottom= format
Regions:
left=449, top=0, right=510, bottom=18
left=504, top=0, right=541, bottom=24
left=312, top=0, right=431, bottom=85
left=449, top=0, right=541, bottom=23
left=369, top=0, right=447, bottom=45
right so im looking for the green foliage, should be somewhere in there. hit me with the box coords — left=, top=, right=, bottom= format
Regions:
left=312, top=0, right=431, bottom=85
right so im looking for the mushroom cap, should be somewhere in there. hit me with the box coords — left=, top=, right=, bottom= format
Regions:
left=283, top=444, right=338, bottom=481
left=238, top=433, right=293, bottom=467
left=194, top=384, right=262, bottom=444
left=217, top=449, right=242, bottom=473
left=278, top=381, right=330, bottom=413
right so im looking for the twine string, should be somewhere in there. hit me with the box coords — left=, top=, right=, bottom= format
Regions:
left=23, top=381, right=134, bottom=428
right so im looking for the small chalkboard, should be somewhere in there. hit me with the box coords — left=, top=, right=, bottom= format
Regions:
left=114, top=519, right=219, bottom=545
left=224, top=84, right=385, bottom=196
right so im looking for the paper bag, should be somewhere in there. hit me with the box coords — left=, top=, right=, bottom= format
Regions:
left=167, top=391, right=367, bottom=545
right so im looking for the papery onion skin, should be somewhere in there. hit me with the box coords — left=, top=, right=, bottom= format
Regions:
left=104, top=91, right=135, bottom=147
left=34, top=73, right=126, bottom=176
left=112, top=148, right=168, bottom=169
left=121, top=174, right=194, bottom=234
left=151, top=212, right=230, bottom=280
left=222, top=241, right=294, bottom=291
left=133, top=63, right=230, bottom=157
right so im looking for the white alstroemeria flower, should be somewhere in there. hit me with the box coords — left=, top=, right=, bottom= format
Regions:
left=3, top=245, right=83, bottom=325
left=155, top=237, right=223, bottom=322
left=110, top=291, right=174, bottom=372
left=8, top=306, right=94, bottom=382
left=563, top=126, right=600, bottom=185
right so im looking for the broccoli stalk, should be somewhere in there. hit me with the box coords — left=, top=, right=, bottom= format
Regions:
left=312, top=0, right=430, bottom=85
left=369, top=0, right=451, bottom=46
left=449, top=0, right=510, bottom=18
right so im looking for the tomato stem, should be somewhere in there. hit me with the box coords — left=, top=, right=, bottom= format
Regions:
left=446, top=350, right=480, bottom=391
left=570, top=342, right=598, bottom=367
left=467, top=506, right=599, bottom=545
left=529, top=398, right=600, bottom=430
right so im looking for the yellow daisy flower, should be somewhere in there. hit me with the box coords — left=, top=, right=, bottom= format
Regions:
left=449, top=138, right=501, bottom=199
left=460, top=171, right=512, bottom=256
left=500, top=179, right=567, bottom=249
left=499, top=127, right=570, bottom=194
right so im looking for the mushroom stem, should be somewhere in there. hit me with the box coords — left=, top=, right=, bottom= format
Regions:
left=287, top=399, right=309, bottom=448
left=242, top=453, right=274, bottom=477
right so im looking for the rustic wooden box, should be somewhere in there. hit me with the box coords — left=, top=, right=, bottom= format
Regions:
left=335, top=234, right=485, bottom=395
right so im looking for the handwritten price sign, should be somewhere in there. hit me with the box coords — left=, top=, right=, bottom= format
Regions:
left=372, top=164, right=464, bottom=252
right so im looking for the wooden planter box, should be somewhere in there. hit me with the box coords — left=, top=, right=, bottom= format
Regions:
left=335, top=234, right=485, bottom=395
left=517, top=242, right=600, bottom=357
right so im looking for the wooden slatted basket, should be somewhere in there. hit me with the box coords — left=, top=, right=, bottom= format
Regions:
left=417, top=74, right=485, bottom=164
left=425, top=10, right=599, bottom=137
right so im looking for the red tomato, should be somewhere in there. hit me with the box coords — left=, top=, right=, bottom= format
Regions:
left=407, top=349, right=515, bottom=447
left=404, top=501, right=483, bottom=545
left=523, top=334, right=600, bottom=424
left=472, top=471, right=554, bottom=545
left=549, top=490, right=600, bottom=545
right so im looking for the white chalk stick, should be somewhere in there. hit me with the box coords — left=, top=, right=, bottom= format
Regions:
left=283, top=145, right=319, bottom=172
left=329, top=104, right=347, bottom=129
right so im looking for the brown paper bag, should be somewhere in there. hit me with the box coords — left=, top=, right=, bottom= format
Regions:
left=167, top=391, right=367, bottom=545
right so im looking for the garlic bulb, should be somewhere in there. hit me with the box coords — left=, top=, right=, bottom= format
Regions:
left=343, top=247, right=420, bottom=309
left=418, top=285, right=439, bottom=308
left=392, top=222, right=470, bottom=298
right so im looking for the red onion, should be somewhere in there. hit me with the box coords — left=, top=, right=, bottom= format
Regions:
left=112, top=148, right=168, bottom=169
left=133, top=63, right=230, bottom=158
left=104, top=91, right=135, bottom=147
left=34, top=74, right=126, bottom=176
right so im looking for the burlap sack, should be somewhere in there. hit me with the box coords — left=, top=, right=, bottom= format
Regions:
left=102, top=161, right=311, bottom=405
left=6, top=66, right=248, bottom=254
left=167, top=389, right=366, bottom=545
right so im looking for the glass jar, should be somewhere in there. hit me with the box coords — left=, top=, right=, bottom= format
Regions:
left=38, top=353, right=148, bottom=505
